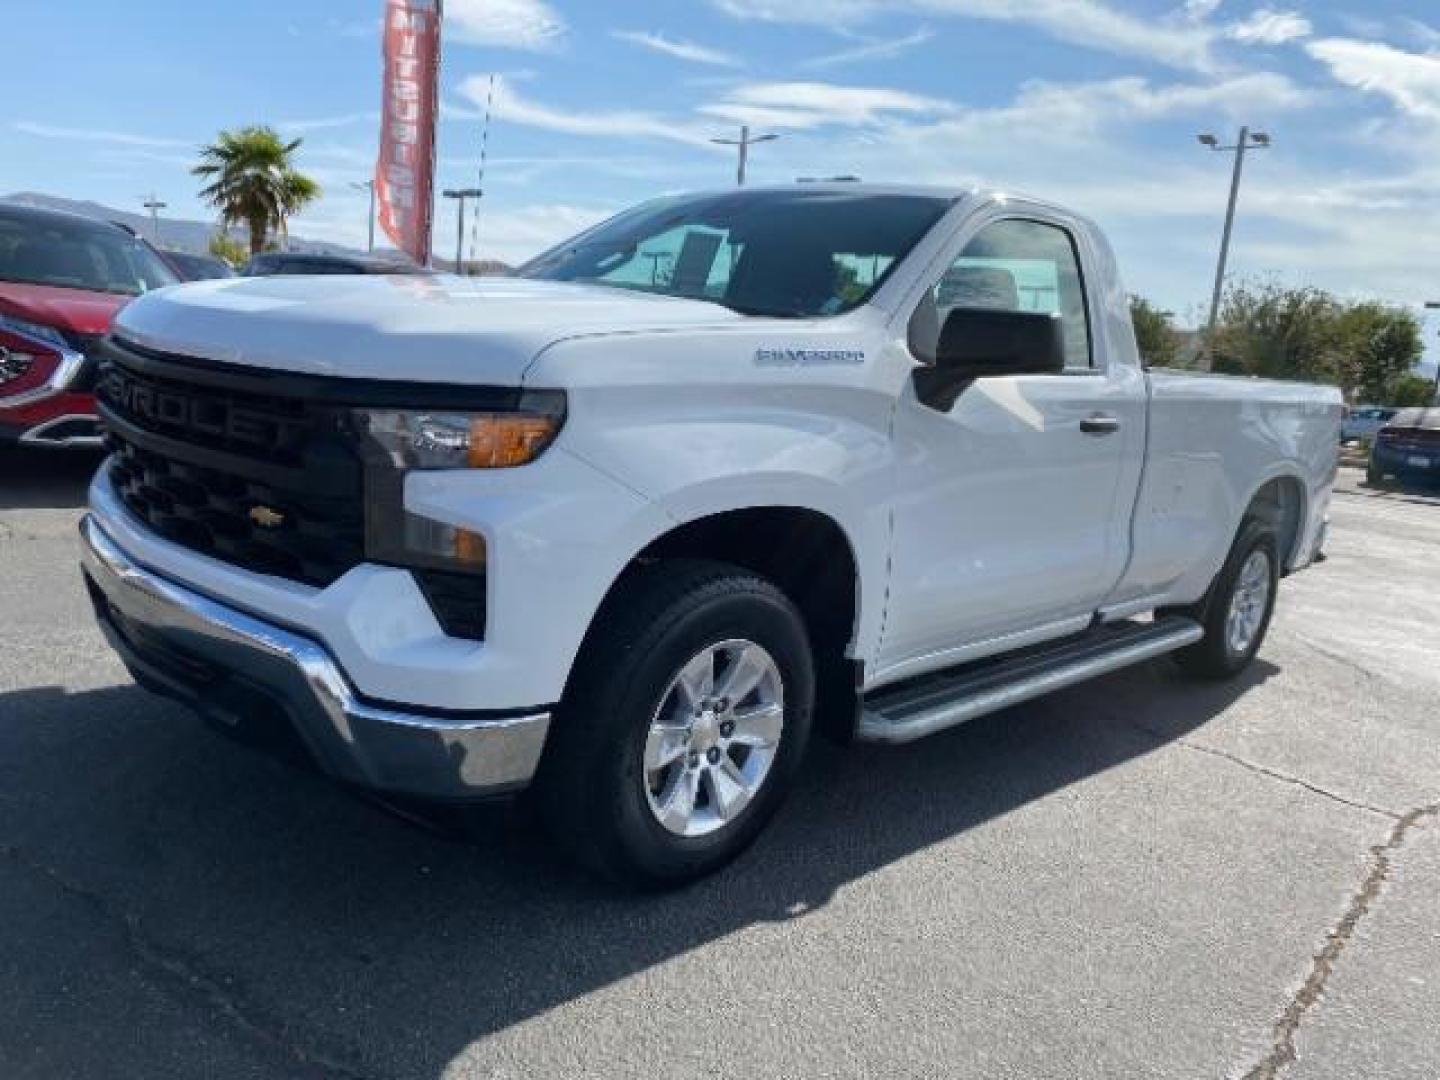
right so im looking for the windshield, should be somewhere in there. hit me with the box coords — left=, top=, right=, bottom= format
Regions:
left=519, top=190, right=955, bottom=318
left=0, top=209, right=179, bottom=296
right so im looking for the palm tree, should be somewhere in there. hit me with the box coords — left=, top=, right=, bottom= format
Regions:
left=192, top=126, right=321, bottom=255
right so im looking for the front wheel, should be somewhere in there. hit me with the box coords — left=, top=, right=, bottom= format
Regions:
left=1172, top=519, right=1279, bottom=680
left=535, top=560, right=814, bottom=889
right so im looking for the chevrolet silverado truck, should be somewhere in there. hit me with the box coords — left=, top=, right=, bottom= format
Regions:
left=80, top=185, right=1341, bottom=887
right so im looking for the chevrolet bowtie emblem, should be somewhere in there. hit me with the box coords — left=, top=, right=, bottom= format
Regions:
left=249, top=505, right=285, bottom=529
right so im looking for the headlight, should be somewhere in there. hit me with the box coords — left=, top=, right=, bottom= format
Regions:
left=351, top=390, right=566, bottom=576
left=354, top=394, right=565, bottom=471
left=0, top=314, right=71, bottom=351
left=0, top=346, right=36, bottom=386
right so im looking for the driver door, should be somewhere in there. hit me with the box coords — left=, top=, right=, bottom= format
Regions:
left=877, top=213, right=1141, bottom=680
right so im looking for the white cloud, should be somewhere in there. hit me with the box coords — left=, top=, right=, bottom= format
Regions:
left=279, top=112, right=381, bottom=134
left=803, top=29, right=935, bottom=69
left=457, top=76, right=716, bottom=147
left=1401, top=19, right=1440, bottom=50
left=1306, top=38, right=1440, bottom=123
left=1183, top=0, right=1225, bottom=20
left=445, top=0, right=564, bottom=51
left=1227, top=9, right=1312, bottom=45
left=12, top=122, right=191, bottom=149
left=702, top=81, right=955, bottom=130
left=710, top=0, right=1216, bottom=71
left=612, top=30, right=742, bottom=67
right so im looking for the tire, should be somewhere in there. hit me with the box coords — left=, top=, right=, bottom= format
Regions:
left=534, top=559, right=815, bottom=889
left=1171, top=518, right=1280, bottom=681
left=1367, top=458, right=1384, bottom=486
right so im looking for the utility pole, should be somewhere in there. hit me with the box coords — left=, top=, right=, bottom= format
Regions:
left=350, top=180, right=376, bottom=252
left=1426, top=302, right=1440, bottom=402
left=442, top=188, right=483, bottom=273
left=141, top=194, right=167, bottom=244
left=710, top=126, right=779, bottom=187
left=1197, top=128, right=1271, bottom=364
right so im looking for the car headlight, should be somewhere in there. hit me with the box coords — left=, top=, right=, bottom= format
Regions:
left=351, top=390, right=566, bottom=574
left=354, top=400, right=564, bottom=470
left=0, top=314, right=71, bottom=351
left=0, top=346, right=36, bottom=387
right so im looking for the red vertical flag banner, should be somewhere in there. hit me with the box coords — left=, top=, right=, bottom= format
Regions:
left=376, top=0, right=442, bottom=266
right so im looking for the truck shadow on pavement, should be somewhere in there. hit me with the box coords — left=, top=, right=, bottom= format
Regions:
left=0, top=447, right=104, bottom=510
left=0, top=659, right=1277, bottom=1078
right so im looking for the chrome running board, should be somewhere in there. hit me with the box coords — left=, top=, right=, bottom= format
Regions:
left=858, top=616, right=1203, bottom=745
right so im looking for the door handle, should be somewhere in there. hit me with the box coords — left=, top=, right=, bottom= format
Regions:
left=1080, top=414, right=1121, bottom=436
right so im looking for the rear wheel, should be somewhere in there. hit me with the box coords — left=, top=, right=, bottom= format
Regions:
left=1172, top=519, right=1279, bottom=680
left=1367, top=457, right=1385, bottom=486
left=535, top=560, right=814, bottom=889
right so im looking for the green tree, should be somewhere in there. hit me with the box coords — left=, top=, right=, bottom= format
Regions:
left=192, top=126, right=321, bottom=255
left=1129, top=295, right=1180, bottom=368
left=1211, top=281, right=1341, bottom=383
left=1332, top=301, right=1424, bottom=404
left=1387, top=374, right=1436, bottom=407
left=207, top=232, right=248, bottom=268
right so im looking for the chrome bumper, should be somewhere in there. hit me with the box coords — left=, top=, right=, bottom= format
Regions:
left=80, top=516, right=550, bottom=801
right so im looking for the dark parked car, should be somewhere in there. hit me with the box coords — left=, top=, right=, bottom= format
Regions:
left=1369, top=407, right=1440, bottom=486
left=242, top=252, right=427, bottom=277
left=162, top=250, right=236, bottom=281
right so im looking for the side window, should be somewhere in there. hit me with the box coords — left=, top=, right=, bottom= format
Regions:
left=925, top=218, right=1093, bottom=370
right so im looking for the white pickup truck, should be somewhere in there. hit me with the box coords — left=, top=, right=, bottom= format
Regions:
left=81, top=185, right=1341, bottom=886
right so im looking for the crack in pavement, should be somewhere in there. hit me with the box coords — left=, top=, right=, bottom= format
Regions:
left=1239, top=803, right=1440, bottom=1080
left=0, top=842, right=380, bottom=1080
left=1172, top=739, right=1402, bottom=822
left=1125, top=719, right=1401, bottom=821
left=1285, top=633, right=1390, bottom=686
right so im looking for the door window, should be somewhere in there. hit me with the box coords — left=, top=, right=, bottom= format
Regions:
left=923, top=218, right=1093, bottom=370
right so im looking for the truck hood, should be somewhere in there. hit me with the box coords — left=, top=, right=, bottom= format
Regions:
left=113, top=275, right=746, bottom=385
left=0, top=282, right=130, bottom=337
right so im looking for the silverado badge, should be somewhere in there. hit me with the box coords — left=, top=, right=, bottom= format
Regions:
left=249, top=505, right=286, bottom=530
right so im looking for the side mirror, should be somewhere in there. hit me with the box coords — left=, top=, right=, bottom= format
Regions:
left=936, top=306, right=1067, bottom=377
left=914, top=306, right=1067, bottom=410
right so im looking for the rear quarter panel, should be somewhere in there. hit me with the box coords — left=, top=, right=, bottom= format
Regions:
left=1118, top=370, right=1341, bottom=607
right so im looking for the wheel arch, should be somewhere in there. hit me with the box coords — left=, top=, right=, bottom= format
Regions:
left=576, top=502, right=870, bottom=740
left=1241, top=471, right=1307, bottom=572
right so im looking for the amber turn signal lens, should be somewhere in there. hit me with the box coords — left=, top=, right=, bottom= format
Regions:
left=466, top=415, right=561, bottom=469
left=453, top=527, right=487, bottom=566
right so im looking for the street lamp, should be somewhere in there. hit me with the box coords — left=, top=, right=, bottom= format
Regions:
left=1426, top=302, right=1440, bottom=402
left=1198, top=127, right=1272, bottom=360
left=350, top=180, right=376, bottom=253
left=141, top=194, right=167, bottom=244
left=711, top=126, right=779, bottom=187
left=442, top=188, right=484, bottom=274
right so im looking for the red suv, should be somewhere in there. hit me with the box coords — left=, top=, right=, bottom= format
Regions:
left=0, top=203, right=178, bottom=447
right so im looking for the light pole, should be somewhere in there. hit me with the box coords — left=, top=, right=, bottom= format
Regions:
left=1198, top=128, right=1271, bottom=356
left=141, top=194, right=167, bottom=244
left=711, top=126, right=779, bottom=187
left=350, top=180, right=376, bottom=253
left=1426, top=302, right=1440, bottom=402
left=442, top=188, right=483, bottom=273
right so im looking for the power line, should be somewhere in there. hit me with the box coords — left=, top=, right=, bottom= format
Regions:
left=468, top=74, right=497, bottom=271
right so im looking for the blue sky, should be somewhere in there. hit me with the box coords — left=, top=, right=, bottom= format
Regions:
left=3, top=0, right=1438, bottom=364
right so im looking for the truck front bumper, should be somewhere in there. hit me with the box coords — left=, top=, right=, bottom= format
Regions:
left=80, top=515, right=551, bottom=802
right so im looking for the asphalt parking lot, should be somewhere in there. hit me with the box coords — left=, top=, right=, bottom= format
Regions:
left=2, top=449, right=1438, bottom=1080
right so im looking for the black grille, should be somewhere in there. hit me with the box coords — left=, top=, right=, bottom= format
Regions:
left=98, top=342, right=366, bottom=588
